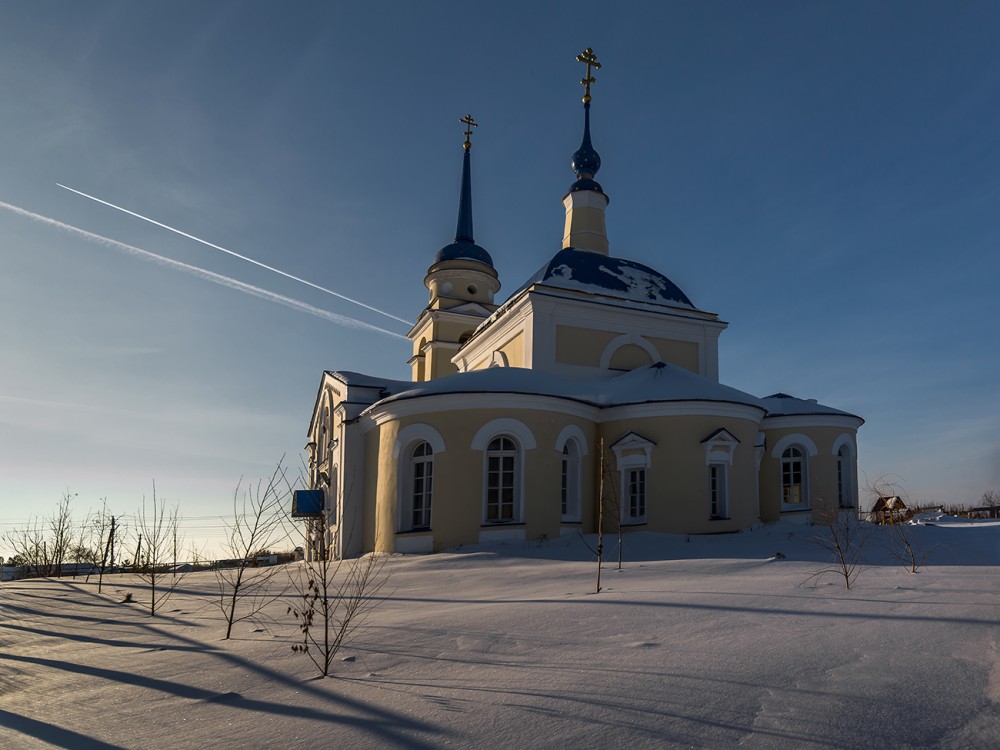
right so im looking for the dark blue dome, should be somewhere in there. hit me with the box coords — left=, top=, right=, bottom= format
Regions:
left=572, top=143, right=601, bottom=177
left=434, top=240, right=494, bottom=268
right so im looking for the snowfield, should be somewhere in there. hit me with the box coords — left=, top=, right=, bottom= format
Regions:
left=1, top=519, right=998, bottom=749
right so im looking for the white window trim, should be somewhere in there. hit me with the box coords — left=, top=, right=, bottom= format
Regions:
left=709, top=462, right=729, bottom=519
left=559, top=441, right=582, bottom=522
left=833, top=435, right=856, bottom=509
left=398, top=442, right=434, bottom=533
left=620, top=462, right=648, bottom=525
left=392, top=423, right=447, bottom=460
left=779, top=445, right=810, bottom=511
left=471, top=418, right=537, bottom=451
left=392, top=425, right=445, bottom=534
left=482, top=434, right=525, bottom=525
left=770, top=433, right=818, bottom=459
left=611, top=432, right=654, bottom=525
left=555, top=425, right=588, bottom=523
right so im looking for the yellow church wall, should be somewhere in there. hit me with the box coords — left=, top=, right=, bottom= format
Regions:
left=553, top=326, right=701, bottom=374
left=498, top=331, right=525, bottom=368
left=598, top=416, right=762, bottom=534
left=646, top=337, right=700, bottom=374
left=758, top=426, right=859, bottom=523
left=362, top=428, right=383, bottom=553
left=555, top=325, right=617, bottom=366
left=467, top=330, right=526, bottom=371
left=375, top=408, right=598, bottom=552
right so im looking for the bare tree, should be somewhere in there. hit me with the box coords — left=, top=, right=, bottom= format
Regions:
left=807, top=502, right=869, bottom=589
left=133, top=483, right=185, bottom=616
left=48, top=492, right=77, bottom=576
left=982, top=490, right=1000, bottom=518
left=2, top=516, right=49, bottom=578
left=867, top=475, right=933, bottom=572
left=216, top=463, right=294, bottom=639
left=287, top=516, right=391, bottom=677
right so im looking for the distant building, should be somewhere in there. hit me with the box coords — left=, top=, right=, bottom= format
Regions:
left=869, top=496, right=908, bottom=524
left=298, top=51, right=863, bottom=559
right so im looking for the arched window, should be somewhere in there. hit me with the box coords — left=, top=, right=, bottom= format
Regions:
left=837, top=445, right=853, bottom=508
left=561, top=440, right=582, bottom=522
left=485, top=436, right=519, bottom=523
left=781, top=446, right=808, bottom=510
left=401, top=442, right=433, bottom=531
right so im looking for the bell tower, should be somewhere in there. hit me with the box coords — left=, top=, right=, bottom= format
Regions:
left=408, top=115, right=500, bottom=382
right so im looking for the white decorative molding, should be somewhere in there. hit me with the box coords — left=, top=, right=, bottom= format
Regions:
left=770, top=433, right=819, bottom=458
left=490, top=351, right=510, bottom=368
left=599, top=333, right=660, bottom=370
left=555, top=424, right=589, bottom=455
left=391, top=423, right=447, bottom=460
left=762, top=414, right=864, bottom=431
left=831, top=432, right=856, bottom=456
left=610, top=431, right=655, bottom=465
left=702, top=428, right=740, bottom=466
left=470, top=418, right=538, bottom=451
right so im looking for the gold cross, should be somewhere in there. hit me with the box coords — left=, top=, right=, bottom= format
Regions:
left=460, top=114, right=478, bottom=150
left=575, top=48, right=602, bottom=103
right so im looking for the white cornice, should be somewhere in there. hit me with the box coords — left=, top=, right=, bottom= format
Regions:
left=762, top=414, right=864, bottom=430
left=600, top=400, right=766, bottom=423
left=367, top=392, right=600, bottom=427
left=364, top=392, right=766, bottom=430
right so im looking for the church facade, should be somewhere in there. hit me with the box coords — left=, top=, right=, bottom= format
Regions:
left=298, top=52, right=863, bottom=559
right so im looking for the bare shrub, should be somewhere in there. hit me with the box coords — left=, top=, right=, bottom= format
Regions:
left=287, top=516, right=391, bottom=677
left=866, top=475, right=933, bottom=573
left=216, top=463, right=294, bottom=639
left=133, top=483, right=185, bottom=616
left=807, top=503, right=868, bottom=589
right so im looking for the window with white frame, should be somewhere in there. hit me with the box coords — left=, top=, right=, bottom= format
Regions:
left=702, top=428, right=738, bottom=520
left=781, top=446, right=808, bottom=509
left=404, top=442, right=433, bottom=530
left=485, top=436, right=519, bottom=523
left=625, top=467, right=647, bottom=522
left=560, top=441, right=582, bottom=522
left=837, top=445, right=853, bottom=508
left=709, top=463, right=728, bottom=519
left=610, top=432, right=655, bottom=526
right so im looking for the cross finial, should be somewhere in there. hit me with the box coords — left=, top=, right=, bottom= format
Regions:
left=460, top=114, right=478, bottom=150
left=575, top=48, right=601, bottom=103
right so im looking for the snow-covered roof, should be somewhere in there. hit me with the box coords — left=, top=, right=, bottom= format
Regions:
left=759, top=392, right=861, bottom=419
left=371, top=362, right=765, bottom=412
left=325, top=368, right=860, bottom=423
left=326, top=371, right=408, bottom=391
left=511, top=248, right=694, bottom=309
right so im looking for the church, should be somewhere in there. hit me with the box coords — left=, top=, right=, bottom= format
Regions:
left=294, top=50, right=863, bottom=559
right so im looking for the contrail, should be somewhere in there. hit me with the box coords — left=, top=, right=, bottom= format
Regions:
left=56, top=183, right=412, bottom=326
left=0, top=199, right=408, bottom=341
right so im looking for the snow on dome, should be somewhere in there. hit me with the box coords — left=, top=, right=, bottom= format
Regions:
left=513, top=248, right=694, bottom=309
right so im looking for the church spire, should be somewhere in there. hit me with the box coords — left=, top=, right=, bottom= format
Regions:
left=455, top=114, right=477, bottom=243
left=562, top=48, right=611, bottom=255
left=433, top=114, right=494, bottom=269
left=570, top=48, right=603, bottom=194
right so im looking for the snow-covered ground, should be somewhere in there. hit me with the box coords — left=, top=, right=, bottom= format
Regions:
left=1, top=519, right=998, bottom=749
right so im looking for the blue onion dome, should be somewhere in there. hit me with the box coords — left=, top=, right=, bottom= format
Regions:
left=570, top=102, right=603, bottom=193
left=434, top=240, right=494, bottom=267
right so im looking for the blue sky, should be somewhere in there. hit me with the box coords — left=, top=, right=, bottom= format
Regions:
left=2, top=1, right=999, bottom=554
